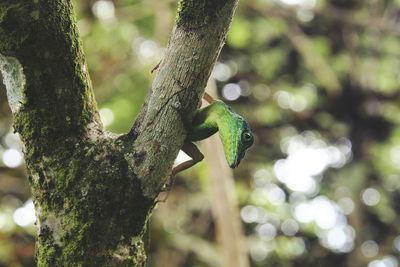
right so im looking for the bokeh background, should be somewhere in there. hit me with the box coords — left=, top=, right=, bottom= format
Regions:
left=1, top=0, right=400, bottom=266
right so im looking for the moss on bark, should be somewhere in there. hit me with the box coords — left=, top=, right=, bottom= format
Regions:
left=32, top=135, right=154, bottom=266
left=176, top=0, right=229, bottom=29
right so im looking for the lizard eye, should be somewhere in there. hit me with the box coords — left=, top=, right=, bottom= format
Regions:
left=242, top=132, right=253, bottom=142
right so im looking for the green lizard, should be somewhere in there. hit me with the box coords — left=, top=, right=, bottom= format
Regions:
left=172, top=93, right=254, bottom=175
left=151, top=63, right=253, bottom=175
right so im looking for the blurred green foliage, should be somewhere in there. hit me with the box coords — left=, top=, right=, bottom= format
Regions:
left=1, top=0, right=400, bottom=266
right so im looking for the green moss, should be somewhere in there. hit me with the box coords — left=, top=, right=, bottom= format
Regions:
left=28, top=136, right=155, bottom=265
left=176, top=0, right=228, bottom=28
left=37, top=245, right=57, bottom=267
left=0, top=2, right=31, bottom=51
left=0, top=3, right=9, bottom=22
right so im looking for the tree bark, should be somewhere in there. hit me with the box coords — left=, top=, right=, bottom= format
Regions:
left=0, top=0, right=238, bottom=266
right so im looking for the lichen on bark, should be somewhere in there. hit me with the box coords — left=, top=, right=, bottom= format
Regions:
left=0, top=55, right=26, bottom=112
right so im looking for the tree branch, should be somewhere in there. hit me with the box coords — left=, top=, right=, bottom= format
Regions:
left=127, top=0, right=239, bottom=198
left=0, top=0, right=101, bottom=163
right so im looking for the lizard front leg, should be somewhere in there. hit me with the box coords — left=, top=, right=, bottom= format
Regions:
left=158, top=143, right=204, bottom=202
left=171, top=92, right=215, bottom=176
left=202, top=92, right=214, bottom=104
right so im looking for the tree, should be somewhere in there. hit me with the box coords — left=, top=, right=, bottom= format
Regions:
left=0, top=0, right=239, bottom=265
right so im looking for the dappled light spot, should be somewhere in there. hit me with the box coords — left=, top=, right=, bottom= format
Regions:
left=275, top=90, right=291, bottom=109
left=393, top=236, right=400, bottom=252
left=77, top=19, right=91, bottom=37
left=337, top=197, right=355, bottom=215
left=2, top=148, right=23, bottom=168
left=361, top=188, right=380, bottom=206
left=266, top=184, right=286, bottom=205
left=252, top=168, right=273, bottom=187
left=296, top=9, right=314, bottom=22
left=311, top=196, right=345, bottom=229
left=4, top=131, right=22, bottom=150
left=222, top=83, right=241, bottom=101
left=293, top=202, right=313, bottom=223
left=132, top=38, right=163, bottom=64
left=92, top=0, right=115, bottom=21
left=274, top=132, right=351, bottom=194
left=99, top=107, right=115, bottom=127
left=289, top=191, right=308, bottom=205
left=368, top=256, right=398, bottom=267
left=13, top=200, right=36, bottom=228
left=293, top=196, right=347, bottom=229
left=251, top=184, right=286, bottom=206
left=138, top=40, right=159, bottom=58
left=281, top=219, right=299, bottom=236
left=320, top=225, right=355, bottom=253
left=390, top=146, right=400, bottom=166
left=250, top=240, right=271, bottom=262
left=361, top=240, right=379, bottom=258
left=238, top=80, right=252, bottom=96
left=289, top=238, right=306, bottom=255
left=211, top=62, right=232, bottom=82
left=252, top=84, right=271, bottom=101
left=0, top=212, right=13, bottom=232
left=240, top=205, right=259, bottom=224
left=256, top=223, right=277, bottom=241
left=278, top=0, right=316, bottom=9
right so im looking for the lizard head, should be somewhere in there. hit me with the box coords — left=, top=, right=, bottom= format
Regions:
left=222, top=115, right=254, bottom=168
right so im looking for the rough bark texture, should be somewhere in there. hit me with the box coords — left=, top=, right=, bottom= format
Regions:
left=0, top=0, right=238, bottom=266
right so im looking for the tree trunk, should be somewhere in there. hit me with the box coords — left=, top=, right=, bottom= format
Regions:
left=0, top=0, right=238, bottom=266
